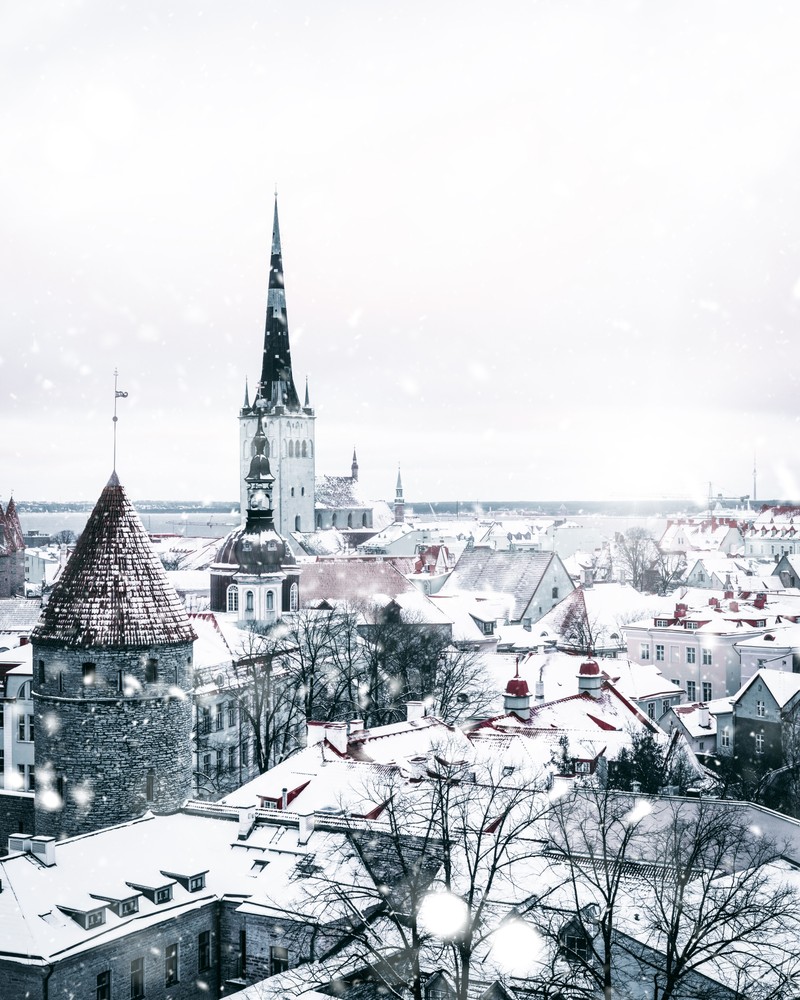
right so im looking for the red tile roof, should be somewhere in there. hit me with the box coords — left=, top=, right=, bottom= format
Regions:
left=32, top=473, right=196, bottom=649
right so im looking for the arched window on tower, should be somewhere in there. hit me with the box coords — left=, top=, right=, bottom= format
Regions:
left=145, top=658, right=158, bottom=684
left=332, top=513, right=338, bottom=528
left=347, top=513, right=353, bottom=528
left=295, top=515, right=301, bottom=531
left=302, top=440, right=307, bottom=457
left=146, top=770, right=155, bottom=802
left=316, top=513, right=321, bottom=528
left=290, top=583, right=299, bottom=611
left=309, top=441, right=314, bottom=457
left=227, top=585, right=239, bottom=613
left=245, top=591, right=254, bottom=616
left=266, top=591, right=274, bottom=611
left=362, top=512, right=369, bottom=527
left=288, top=440, right=294, bottom=457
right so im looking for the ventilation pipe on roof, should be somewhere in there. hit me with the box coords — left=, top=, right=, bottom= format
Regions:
left=237, top=806, right=256, bottom=841
left=298, top=812, right=315, bottom=845
left=406, top=701, right=425, bottom=722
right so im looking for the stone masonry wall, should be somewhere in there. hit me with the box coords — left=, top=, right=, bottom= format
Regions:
left=33, top=642, right=193, bottom=839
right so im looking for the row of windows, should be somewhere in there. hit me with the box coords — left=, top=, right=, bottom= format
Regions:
left=226, top=584, right=299, bottom=614
left=98, top=932, right=213, bottom=999
left=317, top=511, right=371, bottom=529
left=642, top=644, right=713, bottom=665
left=199, top=702, right=239, bottom=734
left=286, top=439, right=312, bottom=458
left=36, top=657, right=183, bottom=690
left=0, top=759, right=35, bottom=791
left=202, top=744, right=250, bottom=774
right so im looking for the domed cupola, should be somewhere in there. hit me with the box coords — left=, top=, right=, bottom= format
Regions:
left=503, top=656, right=531, bottom=717
left=211, top=415, right=300, bottom=621
left=577, top=657, right=603, bottom=699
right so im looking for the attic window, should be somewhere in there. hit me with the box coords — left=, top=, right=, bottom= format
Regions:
left=155, top=887, right=172, bottom=904
left=188, top=875, right=205, bottom=892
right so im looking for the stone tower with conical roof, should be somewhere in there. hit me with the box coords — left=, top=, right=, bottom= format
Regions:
left=31, top=472, right=197, bottom=840
left=212, top=415, right=300, bottom=622
left=239, top=195, right=315, bottom=538
left=0, top=497, right=25, bottom=597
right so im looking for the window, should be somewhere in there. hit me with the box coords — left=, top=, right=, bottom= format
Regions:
left=228, top=701, right=236, bottom=727
left=755, top=733, right=765, bottom=755
left=655, top=619, right=670, bottom=628
left=687, top=681, right=696, bottom=701
left=721, top=726, right=731, bottom=748
left=131, top=957, right=145, bottom=999
left=686, top=647, right=696, bottom=664
left=640, top=644, right=650, bottom=661
left=564, top=932, right=590, bottom=962
left=165, top=942, right=179, bottom=986
left=757, top=700, right=766, bottom=717
left=28, top=765, right=35, bottom=791
left=266, top=590, right=274, bottom=611
left=198, top=930, right=211, bottom=972
left=37, top=659, right=45, bottom=685
left=96, top=970, right=111, bottom=1000
left=702, top=648, right=712, bottom=666
left=0, top=703, right=3, bottom=728
left=155, top=886, right=172, bottom=904
left=145, top=658, right=158, bottom=684
left=239, top=929, right=247, bottom=978
left=188, top=874, right=205, bottom=892
left=215, top=704, right=223, bottom=731
left=58, top=671, right=63, bottom=693
left=482, top=621, right=494, bottom=635
left=660, top=699, right=670, bottom=717
left=245, top=591, right=254, bottom=614
left=216, top=749, right=223, bottom=774
left=146, top=770, right=155, bottom=801
left=552, top=586, right=559, bottom=599
left=242, top=740, right=250, bottom=766
left=227, top=585, right=239, bottom=613
left=647, top=702, right=655, bottom=719
left=200, top=708, right=211, bottom=735
left=17, top=714, right=32, bottom=743
left=228, top=746, right=237, bottom=771
left=702, top=682, right=712, bottom=702
left=270, top=945, right=289, bottom=975
left=289, top=583, right=299, bottom=611
left=82, top=661, right=97, bottom=686
left=203, top=754, right=211, bottom=777
left=655, top=644, right=665, bottom=662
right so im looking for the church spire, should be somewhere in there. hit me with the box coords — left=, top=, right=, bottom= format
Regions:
left=259, top=195, right=301, bottom=411
left=394, top=465, right=405, bottom=524
left=351, top=447, right=359, bottom=482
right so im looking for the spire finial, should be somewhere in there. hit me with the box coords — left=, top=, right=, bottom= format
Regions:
left=112, top=369, right=129, bottom=472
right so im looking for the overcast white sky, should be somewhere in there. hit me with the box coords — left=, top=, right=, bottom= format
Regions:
left=3, top=1, right=800, bottom=506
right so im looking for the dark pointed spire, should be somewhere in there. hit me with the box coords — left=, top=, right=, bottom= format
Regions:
left=259, top=195, right=300, bottom=411
left=243, top=378, right=250, bottom=409
left=351, top=447, right=359, bottom=482
left=304, top=376, right=310, bottom=408
left=394, top=465, right=405, bottom=524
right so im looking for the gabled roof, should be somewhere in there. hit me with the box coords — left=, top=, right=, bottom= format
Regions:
left=441, top=548, right=566, bottom=621
left=735, top=668, right=800, bottom=710
left=32, top=473, right=196, bottom=649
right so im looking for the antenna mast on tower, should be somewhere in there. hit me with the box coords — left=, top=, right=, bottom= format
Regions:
left=112, top=369, right=128, bottom=471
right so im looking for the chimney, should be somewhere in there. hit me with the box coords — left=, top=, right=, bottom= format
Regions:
left=281, top=787, right=288, bottom=810
left=29, top=835, right=56, bottom=867
left=698, top=705, right=710, bottom=728
left=729, top=601, right=739, bottom=613
left=324, top=722, right=348, bottom=755
left=631, top=780, right=642, bottom=794
left=754, top=593, right=766, bottom=610
left=237, top=805, right=257, bottom=841
left=534, top=680, right=545, bottom=702
left=19, top=637, right=29, bottom=647
left=406, top=701, right=426, bottom=722
left=349, top=719, right=365, bottom=734
left=306, top=722, right=327, bottom=747
left=298, top=812, right=315, bottom=845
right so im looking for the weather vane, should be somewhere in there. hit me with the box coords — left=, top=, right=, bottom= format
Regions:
left=112, top=368, right=128, bottom=471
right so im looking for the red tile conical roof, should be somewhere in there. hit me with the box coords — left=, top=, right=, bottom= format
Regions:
left=32, top=472, right=196, bottom=649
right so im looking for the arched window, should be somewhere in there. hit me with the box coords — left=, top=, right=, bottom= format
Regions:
left=302, top=440, right=307, bottom=457
left=288, top=440, right=294, bottom=457
left=332, top=513, right=338, bottom=528
left=295, top=515, right=301, bottom=531
left=309, top=441, right=314, bottom=457
left=145, top=658, right=158, bottom=684
left=316, top=513, right=322, bottom=528
left=347, top=513, right=353, bottom=528
left=290, top=583, right=299, bottom=611
left=290, top=487, right=295, bottom=497
left=245, top=591, right=254, bottom=613
left=301, top=487, right=305, bottom=496
left=227, top=585, right=239, bottom=613
left=146, top=770, right=155, bottom=801
left=266, top=591, right=274, bottom=611
left=362, top=512, right=369, bottom=527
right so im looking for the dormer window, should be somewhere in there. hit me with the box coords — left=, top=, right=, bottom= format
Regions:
left=155, top=887, right=172, bottom=904
left=655, top=619, right=671, bottom=628
left=57, top=903, right=107, bottom=930
left=161, top=869, right=209, bottom=893
left=189, top=875, right=205, bottom=892
left=126, top=878, right=175, bottom=904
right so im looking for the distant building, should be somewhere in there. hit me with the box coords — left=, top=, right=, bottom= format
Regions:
left=0, top=498, right=25, bottom=598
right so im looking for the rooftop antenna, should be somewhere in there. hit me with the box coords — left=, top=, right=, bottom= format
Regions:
left=112, top=368, right=128, bottom=471
left=753, top=449, right=757, bottom=504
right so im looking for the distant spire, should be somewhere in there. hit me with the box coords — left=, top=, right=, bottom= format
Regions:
left=351, top=447, right=359, bottom=482
left=243, top=378, right=250, bottom=409
left=259, top=194, right=300, bottom=410
left=304, top=376, right=310, bottom=408
left=394, top=465, right=405, bottom=524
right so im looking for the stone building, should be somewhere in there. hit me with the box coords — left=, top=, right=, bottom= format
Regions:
left=0, top=498, right=25, bottom=598
left=31, top=472, right=197, bottom=839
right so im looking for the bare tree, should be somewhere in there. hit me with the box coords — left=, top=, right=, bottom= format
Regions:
left=651, top=546, right=687, bottom=596
left=542, top=788, right=800, bottom=1000
left=616, top=527, right=656, bottom=591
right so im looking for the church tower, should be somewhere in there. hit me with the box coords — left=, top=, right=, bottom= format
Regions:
left=239, top=196, right=315, bottom=537
left=31, top=473, right=196, bottom=840
left=394, top=466, right=405, bottom=524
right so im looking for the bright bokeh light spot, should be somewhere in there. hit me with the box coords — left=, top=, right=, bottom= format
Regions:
left=624, top=799, right=652, bottom=825
left=37, top=789, right=63, bottom=813
left=418, top=891, right=469, bottom=940
left=491, top=918, right=545, bottom=976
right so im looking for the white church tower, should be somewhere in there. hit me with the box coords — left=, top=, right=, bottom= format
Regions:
left=239, top=196, right=315, bottom=536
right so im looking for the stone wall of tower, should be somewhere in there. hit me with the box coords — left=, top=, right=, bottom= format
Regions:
left=32, top=642, right=193, bottom=839
left=240, top=407, right=316, bottom=536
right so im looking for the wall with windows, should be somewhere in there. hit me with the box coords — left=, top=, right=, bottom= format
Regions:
left=732, top=677, right=788, bottom=775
